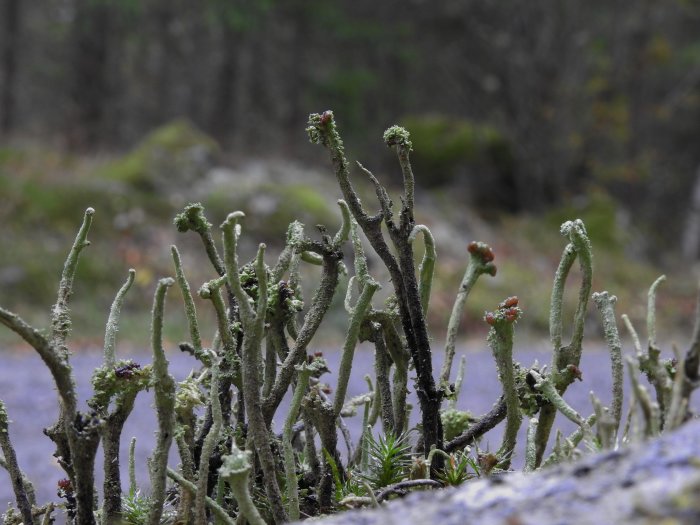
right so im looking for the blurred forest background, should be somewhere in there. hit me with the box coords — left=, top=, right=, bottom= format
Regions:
left=2, top=0, right=700, bottom=346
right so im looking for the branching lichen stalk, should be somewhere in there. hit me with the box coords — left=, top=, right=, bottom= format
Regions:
left=626, top=356, right=661, bottom=437
left=284, top=359, right=327, bottom=520
left=530, top=370, right=591, bottom=436
left=0, top=401, right=34, bottom=525
left=308, top=112, right=444, bottom=469
left=535, top=220, right=593, bottom=467
left=167, top=468, right=235, bottom=525
left=263, top=239, right=342, bottom=424
left=222, top=214, right=287, bottom=524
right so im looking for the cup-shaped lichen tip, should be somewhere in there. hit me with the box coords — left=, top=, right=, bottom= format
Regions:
left=383, top=125, right=412, bottom=151
left=174, top=202, right=212, bottom=234
left=306, top=111, right=334, bottom=144
left=219, top=448, right=252, bottom=478
left=484, top=296, right=522, bottom=326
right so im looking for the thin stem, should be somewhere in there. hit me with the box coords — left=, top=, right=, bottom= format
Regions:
left=441, top=242, right=496, bottom=384
left=621, top=314, right=643, bottom=355
left=50, top=207, right=94, bottom=357
left=333, top=278, right=380, bottom=417
left=0, top=401, right=34, bottom=525
left=128, top=437, right=137, bottom=494
left=408, top=225, right=436, bottom=316
left=682, top=282, right=700, bottom=403
left=444, top=397, right=507, bottom=453
left=530, top=370, right=591, bottom=435
left=195, top=360, right=221, bottom=525
left=524, top=417, right=539, bottom=472
left=171, top=245, right=203, bottom=358
left=167, top=468, right=236, bottom=525
left=647, top=275, right=666, bottom=351
left=283, top=360, right=326, bottom=520
left=103, top=269, right=135, bottom=368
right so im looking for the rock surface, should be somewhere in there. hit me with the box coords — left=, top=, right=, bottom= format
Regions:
left=304, top=419, right=700, bottom=525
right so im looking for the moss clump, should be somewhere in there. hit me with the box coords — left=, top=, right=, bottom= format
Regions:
left=98, top=119, right=219, bottom=190
left=545, top=187, right=622, bottom=251
left=441, top=408, right=474, bottom=441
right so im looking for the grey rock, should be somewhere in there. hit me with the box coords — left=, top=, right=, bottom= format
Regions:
left=304, top=419, right=700, bottom=525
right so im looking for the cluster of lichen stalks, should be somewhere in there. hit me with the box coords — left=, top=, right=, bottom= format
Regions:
left=2, top=111, right=700, bottom=525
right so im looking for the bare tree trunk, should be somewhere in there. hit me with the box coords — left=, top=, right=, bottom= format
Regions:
left=682, top=164, right=700, bottom=260
left=68, top=0, right=113, bottom=149
left=1, top=0, right=20, bottom=136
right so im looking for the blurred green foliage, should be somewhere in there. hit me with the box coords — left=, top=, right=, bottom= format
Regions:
left=401, top=115, right=513, bottom=188
left=98, top=119, right=219, bottom=190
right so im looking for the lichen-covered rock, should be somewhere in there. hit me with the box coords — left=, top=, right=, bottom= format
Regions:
left=302, top=419, right=700, bottom=525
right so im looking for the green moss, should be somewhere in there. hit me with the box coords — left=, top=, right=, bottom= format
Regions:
left=98, top=119, right=219, bottom=189
left=202, top=182, right=336, bottom=240
left=441, top=408, right=474, bottom=441
left=545, top=188, right=622, bottom=251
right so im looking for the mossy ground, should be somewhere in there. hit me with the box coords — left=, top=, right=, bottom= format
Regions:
left=1, top=137, right=696, bottom=349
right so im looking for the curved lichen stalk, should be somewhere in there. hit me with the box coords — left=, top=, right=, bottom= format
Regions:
left=534, top=219, right=593, bottom=467
left=171, top=245, right=205, bottom=363
left=408, top=224, right=436, bottom=316
left=103, top=269, right=135, bottom=369
left=147, top=277, right=176, bottom=525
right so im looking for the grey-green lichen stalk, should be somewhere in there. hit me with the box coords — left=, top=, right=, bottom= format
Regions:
left=283, top=357, right=329, bottom=520
left=485, top=296, right=523, bottom=468
left=441, top=241, right=497, bottom=384
left=534, top=219, right=593, bottom=467
left=0, top=401, right=34, bottom=525
left=219, top=447, right=266, bottom=525
left=147, top=277, right=176, bottom=525
left=592, top=291, right=623, bottom=435
left=103, top=269, right=135, bottom=369
left=222, top=212, right=287, bottom=524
